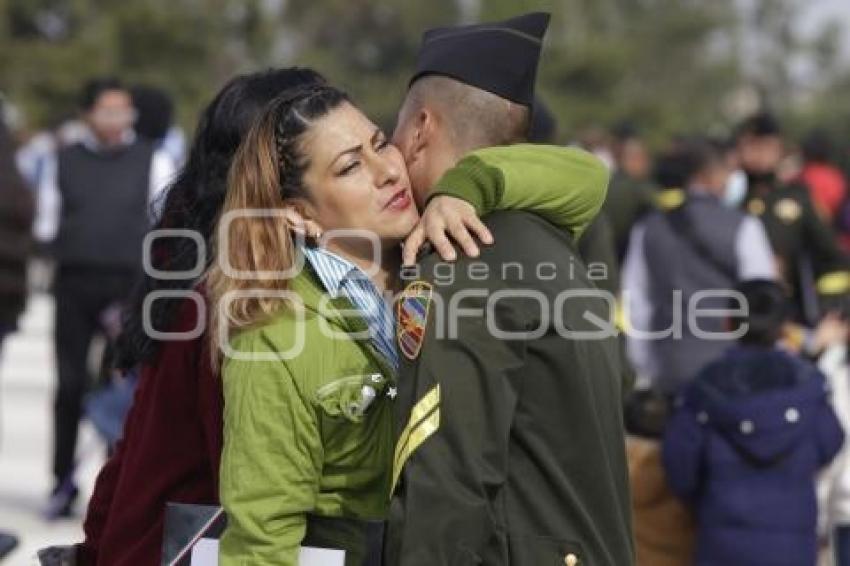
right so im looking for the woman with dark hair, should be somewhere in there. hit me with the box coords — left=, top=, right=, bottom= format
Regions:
left=77, top=67, right=329, bottom=566
left=207, top=83, right=610, bottom=564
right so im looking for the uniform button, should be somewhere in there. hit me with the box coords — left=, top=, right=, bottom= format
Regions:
left=785, top=407, right=800, bottom=423
left=564, top=553, right=579, bottom=566
left=740, top=420, right=755, bottom=434
left=696, top=411, right=709, bottom=424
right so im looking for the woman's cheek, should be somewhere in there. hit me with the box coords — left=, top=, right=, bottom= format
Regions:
left=340, top=176, right=375, bottom=223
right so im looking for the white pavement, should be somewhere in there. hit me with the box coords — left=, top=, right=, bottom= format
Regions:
left=0, top=293, right=103, bottom=565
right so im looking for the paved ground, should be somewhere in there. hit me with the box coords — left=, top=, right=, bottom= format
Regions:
left=0, top=293, right=104, bottom=565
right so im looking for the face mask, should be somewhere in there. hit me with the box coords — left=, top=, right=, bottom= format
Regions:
left=723, top=169, right=748, bottom=208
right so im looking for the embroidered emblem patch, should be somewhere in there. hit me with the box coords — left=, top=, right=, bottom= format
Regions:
left=397, top=280, right=432, bottom=360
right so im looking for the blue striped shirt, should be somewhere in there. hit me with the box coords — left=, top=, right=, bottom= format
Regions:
left=301, top=246, right=398, bottom=370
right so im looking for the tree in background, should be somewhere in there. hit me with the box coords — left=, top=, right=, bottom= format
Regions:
left=1, top=0, right=848, bottom=146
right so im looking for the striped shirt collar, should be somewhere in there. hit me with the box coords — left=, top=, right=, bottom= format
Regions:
left=301, top=245, right=370, bottom=298
left=301, top=244, right=399, bottom=370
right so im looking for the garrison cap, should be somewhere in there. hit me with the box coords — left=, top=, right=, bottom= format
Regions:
left=409, top=12, right=550, bottom=107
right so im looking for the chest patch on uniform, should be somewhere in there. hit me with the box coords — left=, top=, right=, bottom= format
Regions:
left=774, top=198, right=801, bottom=223
left=397, top=280, right=432, bottom=361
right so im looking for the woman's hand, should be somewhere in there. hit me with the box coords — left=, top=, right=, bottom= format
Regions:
left=402, top=196, right=494, bottom=266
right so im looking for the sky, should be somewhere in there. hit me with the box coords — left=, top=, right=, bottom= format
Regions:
left=795, top=0, right=850, bottom=62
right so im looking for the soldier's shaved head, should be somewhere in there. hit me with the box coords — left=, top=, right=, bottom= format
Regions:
left=393, top=75, right=532, bottom=205
left=404, top=75, right=530, bottom=153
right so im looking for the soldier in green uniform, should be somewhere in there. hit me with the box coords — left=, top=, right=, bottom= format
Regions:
left=386, top=13, right=634, bottom=566
left=735, top=113, right=850, bottom=324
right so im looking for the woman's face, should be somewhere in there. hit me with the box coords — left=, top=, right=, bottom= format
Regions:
left=298, top=101, right=419, bottom=259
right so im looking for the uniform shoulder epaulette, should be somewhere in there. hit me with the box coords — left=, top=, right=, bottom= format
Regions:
left=654, top=187, right=685, bottom=211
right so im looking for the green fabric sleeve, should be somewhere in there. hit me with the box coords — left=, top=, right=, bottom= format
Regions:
left=219, top=330, right=323, bottom=566
left=428, top=144, right=610, bottom=240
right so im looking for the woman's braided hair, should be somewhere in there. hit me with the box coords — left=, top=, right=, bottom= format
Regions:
left=205, top=82, right=349, bottom=366
left=114, top=68, right=327, bottom=370
left=268, top=84, right=349, bottom=199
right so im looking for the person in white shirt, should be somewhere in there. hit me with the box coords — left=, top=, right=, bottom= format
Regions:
left=44, top=77, right=174, bottom=519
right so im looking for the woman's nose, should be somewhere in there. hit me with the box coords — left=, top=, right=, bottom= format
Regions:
left=374, top=154, right=401, bottom=188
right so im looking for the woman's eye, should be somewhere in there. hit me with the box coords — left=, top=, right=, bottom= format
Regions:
left=376, top=139, right=390, bottom=151
left=339, top=161, right=360, bottom=175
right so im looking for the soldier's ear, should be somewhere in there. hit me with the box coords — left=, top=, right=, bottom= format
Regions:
left=410, top=107, right=433, bottom=155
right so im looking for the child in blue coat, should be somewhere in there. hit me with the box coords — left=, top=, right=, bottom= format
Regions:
left=663, top=279, right=845, bottom=566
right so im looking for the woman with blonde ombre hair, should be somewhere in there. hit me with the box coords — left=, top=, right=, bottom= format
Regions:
left=207, top=82, right=609, bottom=565
left=207, top=84, right=425, bottom=565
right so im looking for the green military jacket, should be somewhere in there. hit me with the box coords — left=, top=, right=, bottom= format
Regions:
left=387, top=151, right=634, bottom=565
left=219, top=144, right=611, bottom=565
left=219, top=268, right=395, bottom=566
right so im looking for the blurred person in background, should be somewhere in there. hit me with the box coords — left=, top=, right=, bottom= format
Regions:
left=0, top=97, right=35, bottom=559
left=663, top=279, right=844, bottom=566
left=798, top=129, right=850, bottom=255
left=43, top=77, right=175, bottom=519
left=622, top=137, right=776, bottom=566
left=814, top=318, right=850, bottom=564
left=735, top=113, right=850, bottom=326
left=603, top=123, right=657, bottom=262
left=80, top=84, right=184, bottom=417
left=576, top=124, right=615, bottom=169
left=131, top=84, right=186, bottom=168
left=799, top=130, right=846, bottom=224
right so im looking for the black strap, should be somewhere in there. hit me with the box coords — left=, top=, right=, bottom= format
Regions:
left=664, top=205, right=737, bottom=281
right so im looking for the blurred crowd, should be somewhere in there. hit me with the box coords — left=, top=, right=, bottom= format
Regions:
left=3, top=74, right=850, bottom=564
left=556, top=109, right=850, bottom=565
left=523, top=94, right=850, bottom=563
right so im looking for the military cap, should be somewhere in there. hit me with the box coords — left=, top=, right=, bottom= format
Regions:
left=410, top=12, right=551, bottom=107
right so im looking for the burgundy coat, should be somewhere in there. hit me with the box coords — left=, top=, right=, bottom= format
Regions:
left=79, top=300, right=223, bottom=565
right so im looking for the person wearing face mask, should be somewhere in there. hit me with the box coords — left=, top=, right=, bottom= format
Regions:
left=621, top=137, right=776, bottom=566
left=735, top=113, right=849, bottom=325
left=41, top=77, right=176, bottom=519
